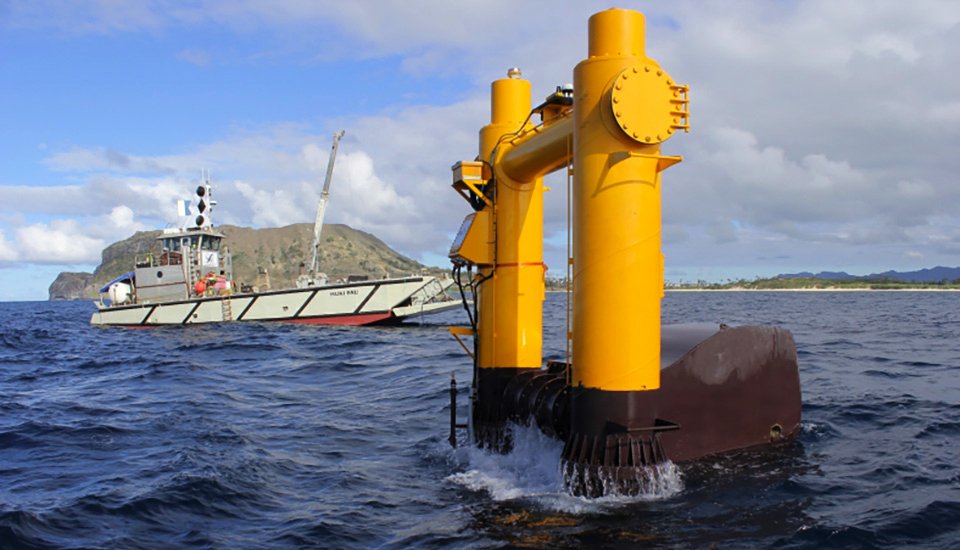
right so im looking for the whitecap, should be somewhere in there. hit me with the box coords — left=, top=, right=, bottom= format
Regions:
left=445, top=424, right=684, bottom=513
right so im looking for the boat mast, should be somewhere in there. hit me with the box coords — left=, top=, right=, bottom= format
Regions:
left=309, top=130, right=345, bottom=278
left=195, top=169, right=215, bottom=228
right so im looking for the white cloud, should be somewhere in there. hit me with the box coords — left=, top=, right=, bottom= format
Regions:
left=0, top=118, right=469, bottom=266
left=0, top=231, right=18, bottom=262
left=106, top=205, right=144, bottom=235
left=4, top=0, right=960, bottom=294
left=325, top=99, right=487, bottom=253
left=14, top=221, right=105, bottom=264
left=0, top=175, right=188, bottom=265
left=666, top=121, right=959, bottom=252
left=856, top=33, right=920, bottom=63
left=0, top=205, right=149, bottom=265
left=234, top=180, right=308, bottom=228
left=331, top=151, right=416, bottom=220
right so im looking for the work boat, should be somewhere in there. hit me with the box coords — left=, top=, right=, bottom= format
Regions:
left=91, top=133, right=459, bottom=327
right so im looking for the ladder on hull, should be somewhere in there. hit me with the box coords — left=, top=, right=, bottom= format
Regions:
left=221, top=296, right=233, bottom=321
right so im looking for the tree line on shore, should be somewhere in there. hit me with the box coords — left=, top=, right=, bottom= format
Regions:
left=543, top=276, right=960, bottom=291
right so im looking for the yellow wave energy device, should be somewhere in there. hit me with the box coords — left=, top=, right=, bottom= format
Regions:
left=447, top=8, right=799, bottom=498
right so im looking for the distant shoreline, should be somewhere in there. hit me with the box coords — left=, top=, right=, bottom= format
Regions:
left=665, top=287, right=960, bottom=292
left=545, top=288, right=960, bottom=293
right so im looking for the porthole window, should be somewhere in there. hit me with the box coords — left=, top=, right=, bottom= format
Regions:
left=157, top=271, right=163, bottom=278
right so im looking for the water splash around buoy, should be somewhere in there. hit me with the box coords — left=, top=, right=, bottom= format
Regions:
left=446, top=424, right=684, bottom=512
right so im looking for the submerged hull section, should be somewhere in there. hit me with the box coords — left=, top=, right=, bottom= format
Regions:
left=91, top=277, right=459, bottom=327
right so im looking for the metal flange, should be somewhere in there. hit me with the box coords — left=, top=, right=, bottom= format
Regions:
left=609, top=62, right=688, bottom=144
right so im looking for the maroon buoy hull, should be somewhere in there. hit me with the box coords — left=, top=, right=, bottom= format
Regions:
left=653, top=325, right=801, bottom=462
left=470, top=323, right=802, bottom=496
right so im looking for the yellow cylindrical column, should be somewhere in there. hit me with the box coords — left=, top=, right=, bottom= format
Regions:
left=588, top=8, right=645, bottom=58
left=481, top=74, right=530, bottom=160
left=572, top=8, right=678, bottom=392
left=474, top=72, right=543, bottom=371
left=470, top=71, right=545, bottom=450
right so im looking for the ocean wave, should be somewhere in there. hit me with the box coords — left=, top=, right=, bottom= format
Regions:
left=1, top=295, right=958, bottom=548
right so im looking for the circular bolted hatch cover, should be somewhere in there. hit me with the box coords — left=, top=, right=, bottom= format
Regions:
left=609, top=62, right=681, bottom=145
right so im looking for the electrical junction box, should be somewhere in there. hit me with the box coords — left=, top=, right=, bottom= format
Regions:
left=449, top=210, right=493, bottom=266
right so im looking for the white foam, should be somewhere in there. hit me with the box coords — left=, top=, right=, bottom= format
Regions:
left=445, top=424, right=684, bottom=513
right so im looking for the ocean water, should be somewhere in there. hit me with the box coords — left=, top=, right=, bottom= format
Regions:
left=1, top=292, right=958, bottom=549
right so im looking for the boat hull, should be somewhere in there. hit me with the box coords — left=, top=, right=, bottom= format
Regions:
left=91, top=276, right=459, bottom=327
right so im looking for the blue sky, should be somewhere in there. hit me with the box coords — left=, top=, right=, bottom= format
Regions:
left=2, top=0, right=959, bottom=300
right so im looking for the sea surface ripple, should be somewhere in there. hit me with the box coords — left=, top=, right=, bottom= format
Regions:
left=1, top=292, right=958, bottom=548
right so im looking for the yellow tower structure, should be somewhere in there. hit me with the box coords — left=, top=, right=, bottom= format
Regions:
left=449, top=7, right=800, bottom=498
left=478, top=73, right=544, bottom=374
left=572, top=9, right=686, bottom=392
left=450, top=8, right=687, bottom=452
left=449, top=68, right=561, bottom=447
